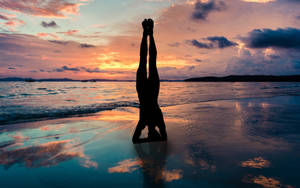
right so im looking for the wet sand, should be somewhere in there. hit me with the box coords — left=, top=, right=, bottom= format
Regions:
left=0, top=95, right=299, bottom=188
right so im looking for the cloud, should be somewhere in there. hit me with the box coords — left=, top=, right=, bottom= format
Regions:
left=168, top=42, right=181, bottom=47
left=52, top=66, right=106, bottom=73
left=187, top=36, right=237, bottom=49
left=57, top=29, right=101, bottom=39
left=54, top=65, right=80, bottom=72
left=0, top=13, right=24, bottom=31
left=192, top=0, right=226, bottom=20
left=0, top=0, right=84, bottom=18
left=4, top=19, right=24, bottom=27
left=0, top=13, right=9, bottom=20
left=57, top=29, right=79, bottom=36
left=41, top=21, right=58, bottom=28
left=194, top=58, right=202, bottom=62
left=242, top=0, right=275, bottom=3
left=48, top=40, right=69, bottom=45
left=243, top=27, right=300, bottom=49
left=207, top=36, right=237, bottom=48
left=80, top=67, right=104, bottom=73
left=37, top=33, right=59, bottom=39
left=0, top=33, right=135, bottom=79
left=188, top=39, right=213, bottom=49
left=80, top=43, right=95, bottom=48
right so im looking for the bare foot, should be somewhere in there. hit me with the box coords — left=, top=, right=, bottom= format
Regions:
left=147, top=18, right=154, bottom=35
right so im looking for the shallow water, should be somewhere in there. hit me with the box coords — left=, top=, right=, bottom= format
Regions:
left=0, top=82, right=300, bottom=187
left=1, top=81, right=300, bottom=124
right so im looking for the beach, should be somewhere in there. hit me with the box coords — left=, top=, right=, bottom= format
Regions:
left=0, top=82, right=300, bottom=187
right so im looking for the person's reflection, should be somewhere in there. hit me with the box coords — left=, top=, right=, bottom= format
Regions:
left=134, top=142, right=169, bottom=188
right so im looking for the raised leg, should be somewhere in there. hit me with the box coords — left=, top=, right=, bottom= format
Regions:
left=148, top=19, right=159, bottom=98
left=136, top=19, right=148, bottom=96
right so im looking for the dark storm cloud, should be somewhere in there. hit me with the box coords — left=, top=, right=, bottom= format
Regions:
left=79, top=43, right=95, bottom=48
left=244, top=28, right=300, bottom=49
left=187, top=36, right=237, bottom=49
left=41, top=21, right=58, bottom=28
left=192, top=0, right=226, bottom=20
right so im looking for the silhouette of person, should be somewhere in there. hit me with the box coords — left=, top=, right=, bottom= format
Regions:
left=132, top=19, right=167, bottom=143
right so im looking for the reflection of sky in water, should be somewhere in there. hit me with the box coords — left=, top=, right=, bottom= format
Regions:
left=0, top=83, right=300, bottom=187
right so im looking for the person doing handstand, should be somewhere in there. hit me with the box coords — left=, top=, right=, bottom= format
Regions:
left=132, top=19, right=167, bottom=143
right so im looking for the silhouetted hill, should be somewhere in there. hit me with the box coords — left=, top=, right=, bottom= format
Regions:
left=0, top=77, right=27, bottom=81
left=0, top=77, right=78, bottom=82
left=185, top=75, right=300, bottom=82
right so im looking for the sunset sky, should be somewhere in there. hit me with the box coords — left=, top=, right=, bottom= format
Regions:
left=1, top=0, right=300, bottom=80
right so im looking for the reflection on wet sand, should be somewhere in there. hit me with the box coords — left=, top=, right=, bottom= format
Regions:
left=108, top=158, right=142, bottom=173
left=133, top=142, right=182, bottom=187
left=0, top=139, right=97, bottom=169
left=240, top=157, right=271, bottom=169
left=183, top=141, right=216, bottom=173
left=243, top=175, right=294, bottom=188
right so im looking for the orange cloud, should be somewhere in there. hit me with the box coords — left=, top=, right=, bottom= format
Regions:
left=58, top=29, right=79, bottom=36
left=0, top=0, right=85, bottom=18
left=0, top=13, right=24, bottom=31
left=240, top=157, right=271, bottom=169
left=243, top=175, right=294, bottom=188
left=161, top=169, right=183, bottom=182
left=37, top=32, right=59, bottom=39
left=108, top=158, right=142, bottom=173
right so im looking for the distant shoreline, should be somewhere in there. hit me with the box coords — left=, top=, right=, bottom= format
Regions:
left=0, top=77, right=181, bottom=82
left=1, top=75, right=300, bottom=82
left=184, top=75, right=300, bottom=82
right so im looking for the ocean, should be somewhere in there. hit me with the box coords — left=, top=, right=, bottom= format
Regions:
left=0, top=81, right=300, bottom=187
left=1, top=81, right=300, bottom=125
